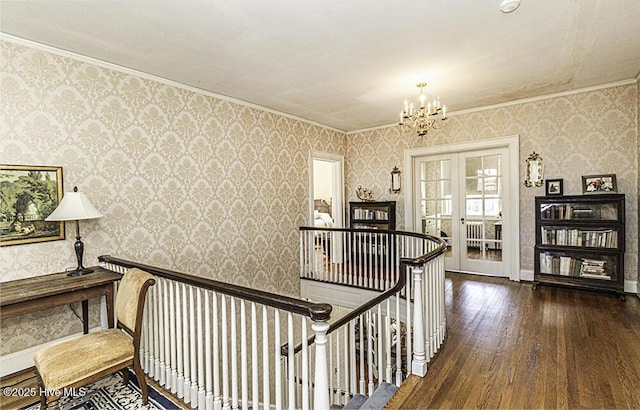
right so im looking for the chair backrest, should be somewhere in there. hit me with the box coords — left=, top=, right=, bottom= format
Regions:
left=115, top=268, right=156, bottom=335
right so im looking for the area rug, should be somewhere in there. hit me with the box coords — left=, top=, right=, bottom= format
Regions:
left=20, top=371, right=179, bottom=410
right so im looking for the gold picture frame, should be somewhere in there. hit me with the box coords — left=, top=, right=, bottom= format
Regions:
left=0, top=164, right=65, bottom=246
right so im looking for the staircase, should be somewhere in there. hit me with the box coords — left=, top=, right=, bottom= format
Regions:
left=331, top=383, right=398, bottom=410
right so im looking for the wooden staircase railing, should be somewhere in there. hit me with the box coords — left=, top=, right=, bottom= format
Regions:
left=98, top=227, right=446, bottom=409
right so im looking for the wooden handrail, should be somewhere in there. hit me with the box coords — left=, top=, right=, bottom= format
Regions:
left=282, top=229, right=446, bottom=355
left=98, top=255, right=332, bottom=321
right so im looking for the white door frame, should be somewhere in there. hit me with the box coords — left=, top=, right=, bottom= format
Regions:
left=403, top=135, right=521, bottom=281
left=309, top=151, right=345, bottom=228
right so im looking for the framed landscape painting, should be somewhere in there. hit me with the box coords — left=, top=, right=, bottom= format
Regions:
left=0, top=165, right=65, bottom=246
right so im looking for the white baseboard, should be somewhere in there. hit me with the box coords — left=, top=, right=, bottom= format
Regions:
left=519, top=269, right=534, bottom=282
left=624, top=280, right=638, bottom=295
left=0, top=327, right=101, bottom=378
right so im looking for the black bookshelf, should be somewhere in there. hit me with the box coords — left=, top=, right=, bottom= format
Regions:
left=533, top=194, right=625, bottom=297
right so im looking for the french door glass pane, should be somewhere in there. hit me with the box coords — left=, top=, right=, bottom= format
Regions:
left=464, top=155, right=503, bottom=262
left=420, top=159, right=452, bottom=256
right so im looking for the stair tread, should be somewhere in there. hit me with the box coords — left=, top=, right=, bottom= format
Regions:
left=359, top=383, right=398, bottom=409
left=343, top=393, right=368, bottom=409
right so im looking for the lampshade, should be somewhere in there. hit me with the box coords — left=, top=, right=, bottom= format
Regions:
left=45, top=187, right=104, bottom=222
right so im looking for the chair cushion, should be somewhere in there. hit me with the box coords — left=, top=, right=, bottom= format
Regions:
left=33, top=329, right=134, bottom=391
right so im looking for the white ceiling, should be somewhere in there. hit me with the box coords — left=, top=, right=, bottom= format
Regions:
left=1, top=0, right=640, bottom=132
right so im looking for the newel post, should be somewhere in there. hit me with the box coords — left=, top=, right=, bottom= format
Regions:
left=312, top=320, right=330, bottom=409
left=310, top=303, right=332, bottom=410
left=411, top=266, right=427, bottom=376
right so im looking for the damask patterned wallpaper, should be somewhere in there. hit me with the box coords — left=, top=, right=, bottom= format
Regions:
left=346, top=83, right=638, bottom=287
left=0, top=39, right=345, bottom=353
left=1, top=37, right=638, bottom=356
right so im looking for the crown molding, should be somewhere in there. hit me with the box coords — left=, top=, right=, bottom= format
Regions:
left=2, top=33, right=635, bottom=137
left=0, top=33, right=345, bottom=134
left=349, top=78, right=638, bottom=135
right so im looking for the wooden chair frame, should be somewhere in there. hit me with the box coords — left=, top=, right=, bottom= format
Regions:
left=35, top=271, right=155, bottom=408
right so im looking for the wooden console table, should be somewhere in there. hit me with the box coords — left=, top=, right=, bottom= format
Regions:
left=0, top=267, right=122, bottom=333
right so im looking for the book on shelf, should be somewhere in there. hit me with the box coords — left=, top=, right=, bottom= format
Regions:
left=579, top=258, right=610, bottom=279
left=538, top=253, right=612, bottom=278
left=539, top=253, right=580, bottom=276
left=354, top=208, right=388, bottom=220
left=540, top=227, right=617, bottom=248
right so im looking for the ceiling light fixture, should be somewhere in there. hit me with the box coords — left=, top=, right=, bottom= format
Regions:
left=399, top=82, right=447, bottom=137
left=499, top=0, right=521, bottom=13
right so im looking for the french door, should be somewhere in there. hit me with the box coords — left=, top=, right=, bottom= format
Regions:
left=415, top=148, right=510, bottom=277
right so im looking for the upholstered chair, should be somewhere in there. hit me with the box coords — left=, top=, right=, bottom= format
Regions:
left=33, top=268, right=156, bottom=408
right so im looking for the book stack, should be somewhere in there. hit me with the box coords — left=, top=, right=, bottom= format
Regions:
left=579, top=259, right=610, bottom=280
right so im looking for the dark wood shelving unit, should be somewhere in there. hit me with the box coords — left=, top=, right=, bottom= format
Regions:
left=533, top=194, right=625, bottom=297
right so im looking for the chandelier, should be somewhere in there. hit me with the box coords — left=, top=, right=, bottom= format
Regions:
left=398, top=82, right=447, bottom=137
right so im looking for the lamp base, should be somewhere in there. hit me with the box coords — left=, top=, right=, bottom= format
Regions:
left=67, top=267, right=94, bottom=277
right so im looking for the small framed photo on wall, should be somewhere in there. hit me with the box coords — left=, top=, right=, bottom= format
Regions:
left=545, top=179, right=563, bottom=196
left=582, top=174, right=617, bottom=194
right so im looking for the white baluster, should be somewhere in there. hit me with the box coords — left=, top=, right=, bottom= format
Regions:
left=190, top=286, right=198, bottom=405
left=359, top=313, right=365, bottom=394
left=170, top=280, right=177, bottom=393
left=287, top=312, right=294, bottom=410
left=221, top=295, right=229, bottom=410
left=262, top=306, right=270, bottom=409
left=251, top=303, right=258, bottom=409
left=406, top=268, right=412, bottom=376
left=377, top=305, right=382, bottom=384
left=240, top=300, right=248, bottom=410
left=312, top=319, right=330, bottom=410
left=213, top=292, right=221, bottom=410
left=411, top=267, right=427, bottom=376
left=349, top=319, right=357, bottom=394
left=230, top=297, right=238, bottom=410
left=301, top=320, right=309, bottom=410
left=154, top=280, right=161, bottom=380
left=176, top=282, right=184, bottom=398
left=366, top=310, right=373, bottom=396
left=184, top=284, right=192, bottom=404
left=385, top=299, right=392, bottom=383
left=328, top=334, right=334, bottom=403
left=205, top=291, right=213, bottom=410
left=198, top=289, right=206, bottom=409
left=274, top=309, right=282, bottom=410
left=343, top=324, right=349, bottom=404
left=395, top=293, right=403, bottom=386
left=335, top=329, right=341, bottom=403
left=161, top=279, right=169, bottom=386
left=145, top=284, right=153, bottom=374
left=373, top=234, right=379, bottom=290
left=428, top=259, right=435, bottom=359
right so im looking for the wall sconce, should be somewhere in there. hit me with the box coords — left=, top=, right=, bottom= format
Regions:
left=389, top=166, right=401, bottom=194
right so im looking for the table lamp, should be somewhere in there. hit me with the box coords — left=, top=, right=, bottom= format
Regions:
left=45, top=186, right=104, bottom=276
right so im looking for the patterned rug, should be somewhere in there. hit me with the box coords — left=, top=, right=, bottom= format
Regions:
left=20, top=371, right=178, bottom=410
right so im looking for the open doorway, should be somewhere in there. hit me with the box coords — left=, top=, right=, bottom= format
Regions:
left=310, top=151, right=345, bottom=264
left=309, top=151, right=344, bottom=228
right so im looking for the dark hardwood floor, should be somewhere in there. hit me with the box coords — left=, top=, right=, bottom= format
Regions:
left=386, top=272, right=640, bottom=409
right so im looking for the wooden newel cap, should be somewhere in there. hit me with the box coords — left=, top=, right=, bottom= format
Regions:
left=308, top=303, right=332, bottom=322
